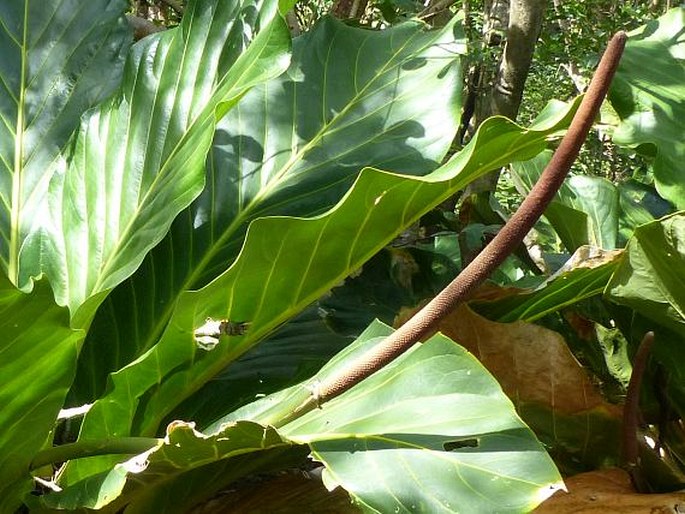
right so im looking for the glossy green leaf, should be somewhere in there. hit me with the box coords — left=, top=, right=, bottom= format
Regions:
left=24, top=0, right=291, bottom=326
left=512, top=150, right=619, bottom=250
left=72, top=14, right=468, bottom=404
left=219, top=322, right=564, bottom=513
left=166, top=305, right=354, bottom=429
left=618, top=179, right=674, bottom=245
left=607, top=212, right=685, bottom=338
left=0, top=1, right=130, bottom=285
left=41, top=421, right=295, bottom=511
left=475, top=246, right=623, bottom=323
left=64, top=97, right=579, bottom=486
left=0, top=275, right=83, bottom=512
left=609, top=7, right=685, bottom=208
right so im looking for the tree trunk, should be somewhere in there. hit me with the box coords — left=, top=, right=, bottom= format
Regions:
left=458, top=0, right=547, bottom=267
left=468, top=0, right=546, bottom=193
left=488, top=0, right=546, bottom=121
left=331, top=0, right=370, bottom=19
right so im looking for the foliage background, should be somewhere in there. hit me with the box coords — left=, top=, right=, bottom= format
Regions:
left=0, top=0, right=683, bottom=512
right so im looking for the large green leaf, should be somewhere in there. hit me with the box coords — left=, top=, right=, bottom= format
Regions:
left=41, top=421, right=296, bottom=511
left=474, top=246, right=623, bottom=323
left=72, top=15, right=467, bottom=401
left=63, top=98, right=580, bottom=486
left=512, top=150, right=620, bottom=251
left=219, top=322, right=564, bottom=513
left=23, top=0, right=291, bottom=326
left=46, top=322, right=562, bottom=511
left=0, top=1, right=131, bottom=284
left=0, top=275, right=83, bottom=512
left=609, top=7, right=685, bottom=208
left=607, top=212, right=685, bottom=338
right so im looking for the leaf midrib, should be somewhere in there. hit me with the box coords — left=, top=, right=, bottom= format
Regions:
left=182, top=21, right=434, bottom=294
left=130, top=22, right=464, bottom=379
left=79, top=10, right=282, bottom=328
left=9, top=2, right=29, bottom=285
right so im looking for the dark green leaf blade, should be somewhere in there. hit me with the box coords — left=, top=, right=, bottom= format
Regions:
left=0, top=276, right=83, bottom=512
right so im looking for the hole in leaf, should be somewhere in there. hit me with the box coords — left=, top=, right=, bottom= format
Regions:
left=443, top=438, right=479, bottom=451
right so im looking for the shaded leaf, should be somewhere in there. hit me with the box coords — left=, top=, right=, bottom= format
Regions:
left=607, top=212, right=685, bottom=338
left=0, top=275, right=83, bottom=512
left=188, top=472, right=359, bottom=514
left=609, top=7, right=685, bottom=208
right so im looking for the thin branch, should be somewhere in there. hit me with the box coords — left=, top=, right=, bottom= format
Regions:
left=285, top=10, right=301, bottom=37
left=275, top=31, right=628, bottom=428
left=418, top=0, right=457, bottom=20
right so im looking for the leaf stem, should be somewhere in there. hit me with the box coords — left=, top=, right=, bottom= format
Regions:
left=275, top=30, right=628, bottom=428
left=30, top=437, right=160, bottom=471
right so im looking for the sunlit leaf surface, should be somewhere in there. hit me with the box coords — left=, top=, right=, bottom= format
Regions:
left=219, top=322, right=564, bottom=513
left=0, top=1, right=130, bottom=285
left=609, top=7, right=685, bottom=208
left=31, top=0, right=290, bottom=327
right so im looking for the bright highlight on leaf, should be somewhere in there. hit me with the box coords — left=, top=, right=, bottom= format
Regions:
left=30, top=0, right=292, bottom=327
